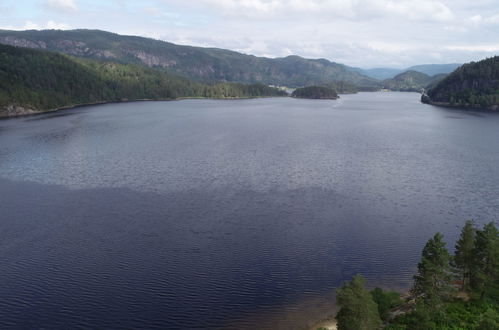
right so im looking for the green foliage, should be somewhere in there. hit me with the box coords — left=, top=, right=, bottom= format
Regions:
left=453, top=220, right=477, bottom=291
left=383, top=70, right=435, bottom=92
left=0, top=29, right=380, bottom=88
left=412, top=233, right=454, bottom=305
left=291, top=86, right=338, bottom=99
left=387, top=221, right=498, bottom=329
left=325, top=81, right=358, bottom=94
left=370, top=288, right=402, bottom=321
left=471, top=222, right=499, bottom=301
left=388, top=300, right=497, bottom=329
left=424, top=56, right=499, bottom=108
left=0, top=44, right=286, bottom=115
left=477, top=307, right=499, bottom=330
left=340, top=222, right=498, bottom=329
left=336, top=274, right=382, bottom=330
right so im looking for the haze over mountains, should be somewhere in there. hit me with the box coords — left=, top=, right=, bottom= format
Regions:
left=357, top=64, right=462, bottom=80
left=0, top=29, right=457, bottom=89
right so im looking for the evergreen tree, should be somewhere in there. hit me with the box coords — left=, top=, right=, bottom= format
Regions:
left=412, top=233, right=454, bottom=305
left=472, top=222, right=499, bottom=301
left=370, top=288, right=402, bottom=321
left=477, top=307, right=499, bottom=330
left=336, top=274, right=382, bottom=330
left=453, top=220, right=476, bottom=291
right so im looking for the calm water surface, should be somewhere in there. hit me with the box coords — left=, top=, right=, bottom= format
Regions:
left=1, top=93, right=498, bottom=329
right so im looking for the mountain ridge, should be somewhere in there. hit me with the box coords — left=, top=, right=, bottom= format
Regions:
left=355, top=63, right=461, bottom=80
left=0, top=29, right=378, bottom=88
left=0, top=43, right=286, bottom=118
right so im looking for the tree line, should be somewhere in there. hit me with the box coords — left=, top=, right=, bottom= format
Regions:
left=0, top=44, right=286, bottom=115
left=423, top=56, right=499, bottom=109
left=333, top=220, right=498, bottom=329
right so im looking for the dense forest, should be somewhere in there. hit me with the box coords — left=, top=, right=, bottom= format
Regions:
left=0, top=29, right=379, bottom=89
left=326, top=81, right=359, bottom=94
left=422, top=56, right=499, bottom=109
left=331, top=221, right=499, bottom=329
left=291, top=86, right=338, bottom=99
left=0, top=44, right=286, bottom=117
left=382, top=71, right=447, bottom=92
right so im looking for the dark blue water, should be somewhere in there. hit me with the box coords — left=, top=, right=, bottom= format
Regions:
left=1, top=93, right=498, bottom=329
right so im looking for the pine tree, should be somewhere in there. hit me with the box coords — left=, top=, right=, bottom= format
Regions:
left=472, top=222, right=499, bottom=301
left=412, top=233, right=454, bottom=305
left=453, top=220, right=476, bottom=291
left=336, top=274, right=382, bottom=330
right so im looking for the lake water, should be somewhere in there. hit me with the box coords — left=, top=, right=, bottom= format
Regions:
left=1, top=93, right=498, bottom=329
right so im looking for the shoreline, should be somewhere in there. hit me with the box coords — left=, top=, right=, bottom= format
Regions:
left=421, top=97, right=499, bottom=112
left=310, top=320, right=337, bottom=330
left=0, top=95, right=288, bottom=120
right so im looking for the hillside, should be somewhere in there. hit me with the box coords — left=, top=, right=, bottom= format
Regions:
left=406, top=63, right=461, bottom=76
left=357, top=63, right=461, bottom=80
left=0, top=29, right=378, bottom=88
left=422, top=56, right=499, bottom=110
left=382, top=70, right=447, bottom=92
left=0, top=44, right=286, bottom=117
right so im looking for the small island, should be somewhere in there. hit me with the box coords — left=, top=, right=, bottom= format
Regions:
left=291, top=86, right=339, bottom=99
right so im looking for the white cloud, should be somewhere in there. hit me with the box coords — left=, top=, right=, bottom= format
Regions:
left=46, top=0, right=78, bottom=12
left=0, top=20, right=71, bottom=30
left=469, top=15, right=482, bottom=23
left=2, top=0, right=499, bottom=67
left=446, top=44, right=499, bottom=52
left=179, top=0, right=453, bottom=22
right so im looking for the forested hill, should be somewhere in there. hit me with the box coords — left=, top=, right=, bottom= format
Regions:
left=382, top=70, right=447, bottom=92
left=291, top=86, right=338, bottom=99
left=0, top=44, right=286, bottom=118
left=0, top=29, right=378, bottom=88
left=422, top=56, right=499, bottom=110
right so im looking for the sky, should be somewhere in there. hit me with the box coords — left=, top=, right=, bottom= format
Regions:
left=1, top=0, right=499, bottom=68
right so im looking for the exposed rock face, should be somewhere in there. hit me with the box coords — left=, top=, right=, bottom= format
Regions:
left=0, top=105, right=40, bottom=118
left=0, top=29, right=380, bottom=87
left=123, top=49, right=176, bottom=67
left=0, top=36, right=117, bottom=59
left=0, top=36, right=46, bottom=49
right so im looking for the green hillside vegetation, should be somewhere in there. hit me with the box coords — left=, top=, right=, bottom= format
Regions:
left=0, top=29, right=379, bottom=88
left=382, top=70, right=447, bottom=92
left=422, top=56, right=499, bottom=110
left=291, top=86, right=338, bottom=99
left=0, top=44, right=286, bottom=117
left=333, top=221, right=499, bottom=329
left=326, top=81, right=358, bottom=94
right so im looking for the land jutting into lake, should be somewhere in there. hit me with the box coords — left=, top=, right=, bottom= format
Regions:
left=0, top=27, right=498, bottom=330
left=1, top=29, right=497, bottom=118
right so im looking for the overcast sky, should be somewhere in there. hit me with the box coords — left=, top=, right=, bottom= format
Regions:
left=2, top=0, right=499, bottom=68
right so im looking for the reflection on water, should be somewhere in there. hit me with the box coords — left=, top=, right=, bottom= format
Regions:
left=1, top=93, right=498, bottom=329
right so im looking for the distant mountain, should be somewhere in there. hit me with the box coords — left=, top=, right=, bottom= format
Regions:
left=382, top=70, right=447, bottom=92
left=357, top=63, right=461, bottom=80
left=0, top=44, right=286, bottom=118
left=0, top=29, right=378, bottom=88
left=354, top=67, right=405, bottom=80
left=406, top=63, right=461, bottom=76
left=422, top=56, right=499, bottom=110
